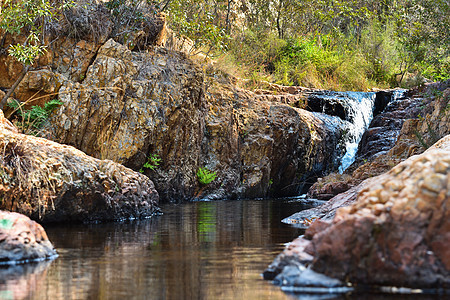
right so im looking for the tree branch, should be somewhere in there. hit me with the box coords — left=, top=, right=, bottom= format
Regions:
left=0, top=65, right=29, bottom=110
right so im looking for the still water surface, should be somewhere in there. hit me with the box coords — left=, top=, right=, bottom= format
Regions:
left=1, top=198, right=314, bottom=300
left=0, top=198, right=442, bottom=300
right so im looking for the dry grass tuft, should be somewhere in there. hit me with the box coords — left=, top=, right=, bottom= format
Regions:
left=0, top=135, right=77, bottom=218
left=313, top=172, right=353, bottom=190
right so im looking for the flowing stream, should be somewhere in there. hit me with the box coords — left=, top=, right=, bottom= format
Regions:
left=307, top=90, right=409, bottom=173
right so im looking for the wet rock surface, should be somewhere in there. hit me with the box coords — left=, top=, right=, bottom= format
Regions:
left=354, top=90, right=410, bottom=163
left=267, top=135, right=450, bottom=290
left=0, top=211, right=56, bottom=264
left=304, top=90, right=375, bottom=123
left=284, top=182, right=370, bottom=227
left=0, top=110, right=159, bottom=223
left=307, top=82, right=450, bottom=201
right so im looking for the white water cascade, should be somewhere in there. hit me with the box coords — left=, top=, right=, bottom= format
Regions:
left=337, top=92, right=376, bottom=173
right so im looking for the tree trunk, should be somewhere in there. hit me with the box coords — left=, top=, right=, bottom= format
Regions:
left=226, top=0, right=233, bottom=34
left=0, top=65, right=29, bottom=110
left=276, top=0, right=284, bottom=39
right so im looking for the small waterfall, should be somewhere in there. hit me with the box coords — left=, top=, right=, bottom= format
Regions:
left=337, top=92, right=376, bottom=173
left=305, top=90, right=376, bottom=173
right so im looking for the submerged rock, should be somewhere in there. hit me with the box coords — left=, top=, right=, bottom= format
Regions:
left=0, top=260, right=52, bottom=300
left=0, top=210, right=56, bottom=264
left=266, top=135, right=450, bottom=290
left=0, top=110, right=159, bottom=223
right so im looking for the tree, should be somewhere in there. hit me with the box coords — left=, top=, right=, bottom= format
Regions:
left=0, top=0, right=71, bottom=109
left=165, top=0, right=229, bottom=56
left=394, top=0, right=450, bottom=83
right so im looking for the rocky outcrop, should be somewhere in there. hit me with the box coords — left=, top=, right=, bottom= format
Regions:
left=0, top=110, right=159, bottom=223
left=0, top=1, right=166, bottom=106
left=266, top=135, right=450, bottom=290
left=354, top=90, right=410, bottom=163
left=352, top=83, right=450, bottom=181
left=43, top=38, right=349, bottom=201
left=1, top=2, right=391, bottom=203
left=0, top=210, right=56, bottom=264
left=0, top=1, right=350, bottom=202
left=202, top=86, right=351, bottom=199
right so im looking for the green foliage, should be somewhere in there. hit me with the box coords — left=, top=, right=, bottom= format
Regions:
left=7, top=99, right=63, bottom=133
left=414, top=119, right=440, bottom=150
left=414, top=130, right=429, bottom=150
left=139, top=154, right=161, bottom=173
left=422, top=57, right=450, bottom=82
left=225, top=31, right=380, bottom=90
left=167, top=0, right=449, bottom=89
left=359, top=18, right=399, bottom=85
left=0, top=0, right=73, bottom=65
left=166, top=0, right=229, bottom=56
left=393, top=0, right=450, bottom=84
left=196, top=167, right=216, bottom=185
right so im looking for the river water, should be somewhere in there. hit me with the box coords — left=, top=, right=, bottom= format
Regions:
left=1, top=198, right=443, bottom=300
left=1, top=198, right=318, bottom=300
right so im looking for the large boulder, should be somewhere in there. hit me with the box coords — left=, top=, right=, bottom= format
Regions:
left=201, top=86, right=348, bottom=200
left=0, top=210, right=56, bottom=263
left=0, top=110, right=159, bottom=223
left=266, top=135, right=450, bottom=290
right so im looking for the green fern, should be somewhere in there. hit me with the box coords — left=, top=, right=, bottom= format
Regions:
left=8, top=98, right=63, bottom=132
left=196, top=167, right=216, bottom=185
left=139, top=154, right=161, bottom=173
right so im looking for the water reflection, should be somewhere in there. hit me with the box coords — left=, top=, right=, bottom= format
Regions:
left=0, top=261, right=52, bottom=300
left=3, top=199, right=445, bottom=299
left=33, top=199, right=307, bottom=300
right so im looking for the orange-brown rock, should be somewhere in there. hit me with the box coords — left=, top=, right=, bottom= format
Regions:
left=1, top=2, right=357, bottom=202
left=267, top=135, right=450, bottom=289
left=0, top=210, right=56, bottom=263
left=307, top=180, right=351, bottom=200
left=0, top=1, right=166, bottom=105
left=0, top=110, right=159, bottom=223
left=46, top=39, right=348, bottom=201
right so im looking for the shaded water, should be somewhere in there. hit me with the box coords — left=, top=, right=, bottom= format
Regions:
left=0, top=199, right=312, bottom=300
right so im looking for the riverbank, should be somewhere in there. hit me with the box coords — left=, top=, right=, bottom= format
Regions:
left=264, top=82, right=450, bottom=293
